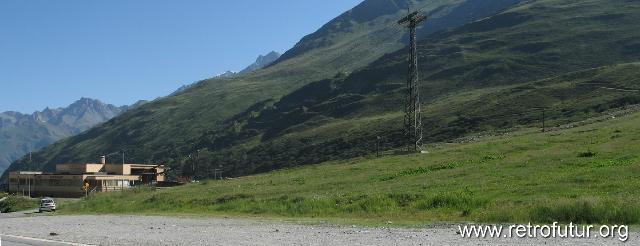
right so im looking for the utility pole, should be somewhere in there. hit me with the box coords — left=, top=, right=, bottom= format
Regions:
left=376, top=136, right=382, bottom=157
left=398, top=10, right=427, bottom=152
left=542, top=108, right=546, bottom=133
left=196, top=150, right=201, bottom=176
left=219, top=164, right=224, bottom=180
left=534, top=107, right=547, bottom=132
left=189, top=154, right=195, bottom=179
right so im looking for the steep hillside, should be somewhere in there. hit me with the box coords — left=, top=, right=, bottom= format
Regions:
left=2, top=0, right=523, bottom=179
left=189, top=62, right=640, bottom=175
left=171, top=0, right=640, bottom=176
left=0, top=98, right=135, bottom=173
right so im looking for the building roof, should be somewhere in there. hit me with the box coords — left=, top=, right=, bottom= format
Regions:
left=10, top=171, right=43, bottom=175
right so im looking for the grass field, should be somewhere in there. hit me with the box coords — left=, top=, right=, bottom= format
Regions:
left=63, top=107, right=640, bottom=226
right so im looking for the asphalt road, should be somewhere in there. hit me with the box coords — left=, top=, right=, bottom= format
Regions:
left=1, top=210, right=88, bottom=246
left=1, top=234, right=91, bottom=246
left=0, top=213, right=635, bottom=245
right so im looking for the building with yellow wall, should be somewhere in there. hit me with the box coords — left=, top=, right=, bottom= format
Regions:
left=8, top=161, right=165, bottom=198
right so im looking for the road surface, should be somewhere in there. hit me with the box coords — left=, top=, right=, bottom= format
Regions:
left=1, top=234, right=91, bottom=246
left=0, top=214, right=635, bottom=245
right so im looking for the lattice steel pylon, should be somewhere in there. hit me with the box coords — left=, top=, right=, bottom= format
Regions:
left=398, top=11, right=427, bottom=152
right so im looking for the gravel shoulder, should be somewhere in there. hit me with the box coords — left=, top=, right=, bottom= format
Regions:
left=0, top=215, right=635, bottom=245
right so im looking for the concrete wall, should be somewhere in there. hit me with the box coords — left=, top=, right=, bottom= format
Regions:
left=56, top=164, right=104, bottom=174
left=34, top=175, right=85, bottom=197
left=9, top=173, right=84, bottom=197
left=105, top=164, right=126, bottom=175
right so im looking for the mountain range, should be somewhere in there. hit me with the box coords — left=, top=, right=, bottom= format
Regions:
left=0, top=98, right=144, bottom=173
left=213, top=51, right=281, bottom=78
left=4, top=0, right=640, bottom=182
left=171, top=51, right=281, bottom=95
left=239, top=51, right=282, bottom=74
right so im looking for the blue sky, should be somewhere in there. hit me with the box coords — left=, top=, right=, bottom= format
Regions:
left=0, top=0, right=363, bottom=113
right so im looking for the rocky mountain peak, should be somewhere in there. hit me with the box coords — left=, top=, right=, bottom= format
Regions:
left=0, top=98, right=136, bottom=173
left=239, top=51, right=281, bottom=74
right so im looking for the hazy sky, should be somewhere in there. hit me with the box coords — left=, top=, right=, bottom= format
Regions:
left=0, top=0, right=363, bottom=113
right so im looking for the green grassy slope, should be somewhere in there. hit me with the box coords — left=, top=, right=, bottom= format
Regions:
left=2, top=0, right=524, bottom=178
left=159, top=0, right=640, bottom=177
left=64, top=106, right=640, bottom=225
left=197, top=62, right=640, bottom=176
